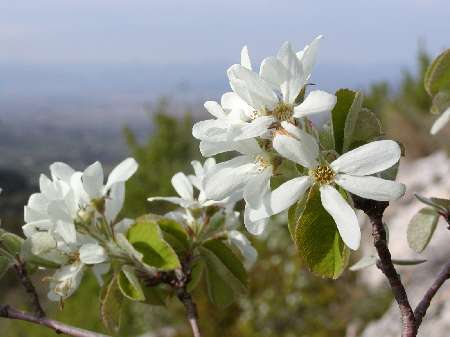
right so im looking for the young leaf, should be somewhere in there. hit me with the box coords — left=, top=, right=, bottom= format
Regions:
left=392, top=259, right=427, bottom=266
left=127, top=221, right=181, bottom=271
left=294, top=186, right=350, bottom=279
left=0, top=232, right=24, bottom=256
left=0, top=256, right=11, bottom=279
left=187, top=258, right=205, bottom=292
left=200, top=240, right=248, bottom=306
left=407, top=207, right=439, bottom=253
left=118, top=265, right=145, bottom=302
left=157, top=218, right=190, bottom=253
left=331, top=89, right=363, bottom=154
left=424, top=48, right=450, bottom=97
left=100, top=274, right=123, bottom=335
left=415, top=194, right=449, bottom=213
left=345, top=108, right=383, bottom=151
left=143, top=285, right=170, bottom=306
left=349, top=255, right=377, bottom=271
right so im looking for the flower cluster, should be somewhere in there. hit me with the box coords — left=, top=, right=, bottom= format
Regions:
left=23, top=158, right=138, bottom=301
left=148, top=159, right=257, bottom=267
left=193, top=36, right=406, bottom=250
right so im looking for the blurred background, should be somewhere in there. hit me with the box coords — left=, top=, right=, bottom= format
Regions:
left=0, top=1, right=449, bottom=336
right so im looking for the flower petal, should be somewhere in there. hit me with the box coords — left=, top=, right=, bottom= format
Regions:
left=240, top=45, right=252, bottom=70
left=319, top=185, right=360, bottom=250
left=260, top=56, right=288, bottom=90
left=55, top=220, right=77, bottom=244
left=277, top=41, right=305, bottom=104
left=228, top=230, right=257, bottom=268
left=335, top=174, right=406, bottom=201
left=199, top=141, right=236, bottom=157
left=243, top=167, right=272, bottom=209
left=231, top=116, right=275, bottom=140
left=192, top=119, right=231, bottom=141
left=204, top=101, right=226, bottom=119
left=330, top=140, right=401, bottom=176
left=171, top=172, right=193, bottom=200
left=431, top=107, right=450, bottom=135
left=273, top=133, right=319, bottom=168
left=105, top=182, right=125, bottom=223
left=293, top=90, right=337, bottom=117
left=204, top=155, right=257, bottom=201
left=105, top=157, right=138, bottom=191
left=79, top=243, right=107, bottom=264
left=249, top=176, right=311, bottom=221
left=82, top=161, right=104, bottom=199
left=297, top=35, right=323, bottom=81
left=50, top=162, right=75, bottom=183
left=244, top=205, right=268, bottom=235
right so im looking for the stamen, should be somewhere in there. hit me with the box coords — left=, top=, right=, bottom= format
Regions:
left=255, top=155, right=270, bottom=172
left=311, top=165, right=335, bottom=185
left=272, top=102, right=294, bottom=122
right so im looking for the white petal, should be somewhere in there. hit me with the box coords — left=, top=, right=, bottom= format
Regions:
left=335, top=174, right=406, bottom=201
left=171, top=172, right=193, bottom=200
left=280, top=121, right=320, bottom=155
left=240, top=45, right=252, bottom=70
left=221, top=91, right=254, bottom=119
left=82, top=161, right=104, bottom=199
left=277, top=42, right=305, bottom=104
left=233, top=138, right=264, bottom=155
left=199, top=141, right=235, bottom=157
left=249, top=176, right=311, bottom=221
left=55, top=220, right=77, bottom=244
left=259, top=56, right=288, bottom=90
left=24, top=206, right=47, bottom=223
left=243, top=167, right=272, bottom=209
left=228, top=230, right=257, bottom=268
left=92, top=263, right=110, bottom=286
left=293, top=90, right=337, bottom=117
left=431, top=107, right=450, bottom=135
left=273, top=134, right=318, bottom=168
left=39, top=174, right=59, bottom=200
left=79, top=243, right=107, bottom=264
left=203, top=158, right=216, bottom=172
left=228, top=64, right=278, bottom=110
left=30, top=232, right=57, bottom=255
left=22, top=219, right=53, bottom=238
left=244, top=205, right=268, bottom=235
left=330, top=140, right=401, bottom=176
left=191, top=160, right=204, bottom=177
left=320, top=185, right=360, bottom=250
left=192, top=119, right=231, bottom=141
left=105, top=182, right=125, bottom=223
left=114, top=218, right=134, bottom=234
left=297, top=35, right=323, bottom=80
left=204, top=101, right=226, bottom=119
left=105, top=158, right=138, bottom=191
left=48, top=263, right=84, bottom=301
left=231, top=116, right=275, bottom=141
left=27, top=193, right=49, bottom=213
left=50, top=162, right=75, bottom=183
left=204, top=155, right=257, bottom=201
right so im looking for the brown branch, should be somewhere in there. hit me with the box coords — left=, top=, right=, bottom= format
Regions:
left=414, top=260, right=450, bottom=326
left=13, top=257, right=46, bottom=318
left=176, top=287, right=201, bottom=337
left=353, top=196, right=417, bottom=337
left=0, top=305, right=110, bottom=337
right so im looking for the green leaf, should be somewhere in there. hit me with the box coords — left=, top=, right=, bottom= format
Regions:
left=143, top=285, right=170, bottom=306
left=294, top=186, right=350, bottom=279
left=407, top=207, right=439, bottom=253
left=349, top=255, right=377, bottom=271
left=127, top=221, right=181, bottom=271
left=430, top=90, right=450, bottom=115
left=118, top=265, right=145, bottom=302
left=0, top=232, right=24, bottom=256
left=425, top=48, right=450, bottom=96
left=200, top=240, right=247, bottom=307
left=345, top=108, right=383, bottom=151
left=0, top=256, right=11, bottom=279
left=187, top=258, right=205, bottom=292
left=318, top=122, right=335, bottom=151
left=415, top=194, right=449, bottom=213
left=100, top=274, right=123, bottom=335
left=20, top=239, right=62, bottom=269
left=157, top=218, right=190, bottom=253
left=392, top=259, right=427, bottom=266
left=331, top=89, right=363, bottom=153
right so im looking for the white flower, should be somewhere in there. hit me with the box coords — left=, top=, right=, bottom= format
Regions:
left=193, top=36, right=336, bottom=147
left=430, top=107, right=450, bottom=135
left=246, top=122, right=406, bottom=250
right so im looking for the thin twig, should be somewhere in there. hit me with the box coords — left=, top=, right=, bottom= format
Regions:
left=0, top=305, right=110, bottom=337
left=176, top=287, right=201, bottom=337
left=13, top=257, right=46, bottom=318
left=414, top=260, right=450, bottom=326
left=353, top=196, right=417, bottom=337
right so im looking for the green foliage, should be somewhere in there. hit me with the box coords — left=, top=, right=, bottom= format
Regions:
left=407, top=207, right=439, bottom=253
left=100, top=274, right=124, bottom=335
left=293, top=186, right=349, bottom=279
left=424, top=48, right=450, bottom=97
left=127, top=220, right=181, bottom=270
left=200, top=239, right=248, bottom=307
left=0, top=231, right=24, bottom=256
left=0, top=255, right=10, bottom=279
left=118, top=265, right=146, bottom=302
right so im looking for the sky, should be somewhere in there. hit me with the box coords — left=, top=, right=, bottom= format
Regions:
left=0, top=0, right=449, bottom=101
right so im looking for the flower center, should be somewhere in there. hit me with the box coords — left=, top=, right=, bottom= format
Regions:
left=272, top=102, right=294, bottom=122
left=311, top=165, right=335, bottom=185
left=254, top=155, right=271, bottom=172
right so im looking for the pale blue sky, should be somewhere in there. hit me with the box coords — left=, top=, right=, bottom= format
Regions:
left=0, top=0, right=449, bottom=99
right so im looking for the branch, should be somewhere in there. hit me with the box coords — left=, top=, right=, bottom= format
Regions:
left=353, top=196, right=417, bottom=337
left=176, top=287, right=201, bottom=337
left=0, top=305, right=110, bottom=337
left=414, top=260, right=450, bottom=326
left=13, top=258, right=46, bottom=318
